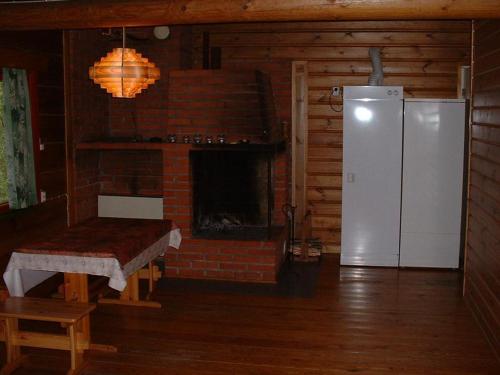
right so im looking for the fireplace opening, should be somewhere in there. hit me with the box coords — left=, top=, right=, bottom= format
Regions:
left=191, top=148, right=274, bottom=240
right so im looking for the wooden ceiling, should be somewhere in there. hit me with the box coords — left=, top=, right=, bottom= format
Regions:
left=0, top=0, right=499, bottom=30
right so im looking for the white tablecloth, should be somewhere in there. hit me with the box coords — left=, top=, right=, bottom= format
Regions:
left=3, top=228, right=182, bottom=297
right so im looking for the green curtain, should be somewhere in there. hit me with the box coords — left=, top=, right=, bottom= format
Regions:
left=2, top=68, right=38, bottom=209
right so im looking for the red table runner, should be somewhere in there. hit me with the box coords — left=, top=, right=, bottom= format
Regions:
left=16, top=218, right=175, bottom=266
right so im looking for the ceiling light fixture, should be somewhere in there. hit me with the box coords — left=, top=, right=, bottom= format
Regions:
left=89, top=27, right=160, bottom=98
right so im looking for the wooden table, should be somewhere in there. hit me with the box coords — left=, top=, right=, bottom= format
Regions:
left=2, top=217, right=181, bottom=352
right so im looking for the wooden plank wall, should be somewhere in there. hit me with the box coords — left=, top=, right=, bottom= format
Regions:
left=192, top=21, right=471, bottom=252
left=0, top=31, right=66, bottom=200
left=465, top=20, right=500, bottom=359
left=0, top=31, right=67, bottom=271
left=65, top=30, right=111, bottom=224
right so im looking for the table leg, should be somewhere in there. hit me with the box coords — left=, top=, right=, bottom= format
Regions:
left=63, top=273, right=117, bottom=353
left=98, top=270, right=161, bottom=308
left=139, top=262, right=160, bottom=300
left=119, top=272, right=139, bottom=302
left=64, top=273, right=90, bottom=344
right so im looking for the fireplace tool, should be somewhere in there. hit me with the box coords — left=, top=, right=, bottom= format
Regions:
left=282, top=205, right=322, bottom=262
left=282, top=204, right=296, bottom=262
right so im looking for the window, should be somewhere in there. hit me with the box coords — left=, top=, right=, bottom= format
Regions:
left=0, top=80, right=7, bottom=206
left=0, top=69, right=40, bottom=212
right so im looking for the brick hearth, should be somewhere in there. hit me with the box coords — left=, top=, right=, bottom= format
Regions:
left=165, top=238, right=283, bottom=283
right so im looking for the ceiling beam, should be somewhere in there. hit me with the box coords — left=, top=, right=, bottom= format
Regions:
left=0, top=0, right=499, bottom=30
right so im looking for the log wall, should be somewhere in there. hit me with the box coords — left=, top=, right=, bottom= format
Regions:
left=464, top=19, right=500, bottom=359
left=0, top=31, right=67, bottom=270
left=64, top=30, right=110, bottom=224
left=0, top=31, right=66, bottom=200
left=193, top=20, right=471, bottom=252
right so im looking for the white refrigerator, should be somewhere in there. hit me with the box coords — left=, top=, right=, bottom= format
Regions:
left=400, top=99, right=465, bottom=268
left=341, top=86, right=404, bottom=266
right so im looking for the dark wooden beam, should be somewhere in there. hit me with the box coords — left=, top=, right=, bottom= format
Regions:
left=0, top=46, right=49, bottom=71
left=63, top=31, right=76, bottom=227
left=0, top=0, right=499, bottom=30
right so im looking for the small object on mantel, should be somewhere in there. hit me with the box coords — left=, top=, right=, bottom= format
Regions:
left=217, top=134, right=226, bottom=144
left=239, top=139, right=250, bottom=144
left=206, top=136, right=213, bottom=144
left=261, top=129, right=268, bottom=141
left=183, top=135, right=191, bottom=144
left=193, top=134, right=202, bottom=144
left=149, top=137, right=162, bottom=143
left=167, top=134, right=177, bottom=143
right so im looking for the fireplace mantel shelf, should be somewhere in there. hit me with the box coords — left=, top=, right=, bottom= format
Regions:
left=76, top=142, right=189, bottom=151
left=76, top=141, right=285, bottom=152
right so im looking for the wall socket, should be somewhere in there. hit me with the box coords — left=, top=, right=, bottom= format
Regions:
left=40, top=190, right=47, bottom=203
left=331, top=86, right=341, bottom=97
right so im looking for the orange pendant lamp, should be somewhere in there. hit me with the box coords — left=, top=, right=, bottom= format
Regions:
left=89, top=27, right=160, bottom=98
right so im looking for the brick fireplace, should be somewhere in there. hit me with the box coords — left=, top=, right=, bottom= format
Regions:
left=161, top=70, right=288, bottom=283
left=163, top=145, right=286, bottom=282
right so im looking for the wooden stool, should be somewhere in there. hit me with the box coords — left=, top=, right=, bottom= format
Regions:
left=0, top=297, right=96, bottom=375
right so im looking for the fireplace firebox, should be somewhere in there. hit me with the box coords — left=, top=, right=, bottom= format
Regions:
left=190, top=147, right=274, bottom=240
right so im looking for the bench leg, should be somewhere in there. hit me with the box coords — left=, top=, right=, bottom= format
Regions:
left=64, top=273, right=91, bottom=351
left=0, top=318, right=23, bottom=375
left=68, top=324, right=86, bottom=375
left=121, top=271, right=139, bottom=302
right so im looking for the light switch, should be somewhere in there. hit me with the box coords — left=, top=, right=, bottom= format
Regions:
left=347, top=173, right=355, bottom=183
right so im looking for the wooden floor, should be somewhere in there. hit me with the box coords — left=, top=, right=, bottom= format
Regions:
left=4, top=255, right=500, bottom=374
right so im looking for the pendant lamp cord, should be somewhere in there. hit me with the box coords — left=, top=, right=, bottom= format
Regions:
left=121, top=26, right=125, bottom=97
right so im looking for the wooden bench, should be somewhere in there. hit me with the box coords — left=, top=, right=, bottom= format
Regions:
left=0, top=297, right=96, bottom=375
